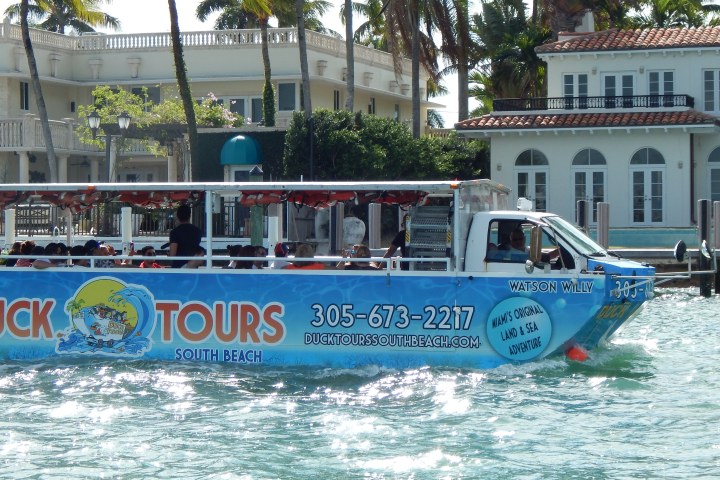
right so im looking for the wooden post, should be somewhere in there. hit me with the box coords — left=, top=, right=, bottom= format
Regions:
left=597, top=202, right=609, bottom=248
left=698, top=199, right=712, bottom=297
left=576, top=200, right=588, bottom=233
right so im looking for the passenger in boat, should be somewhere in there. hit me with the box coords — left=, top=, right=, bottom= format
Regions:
left=234, top=245, right=257, bottom=269
left=3, top=241, right=22, bottom=267
left=182, top=246, right=207, bottom=269
left=285, top=243, right=324, bottom=270
left=270, top=243, right=290, bottom=269
left=337, top=245, right=379, bottom=270
left=68, top=245, right=89, bottom=267
left=383, top=214, right=409, bottom=270
left=138, top=246, right=163, bottom=269
left=253, top=245, right=268, bottom=269
left=32, top=243, right=65, bottom=269
left=85, top=240, right=115, bottom=268
left=13, top=240, right=37, bottom=267
left=226, top=244, right=242, bottom=269
left=168, top=204, right=202, bottom=268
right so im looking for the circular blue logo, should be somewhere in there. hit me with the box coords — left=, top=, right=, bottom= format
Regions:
left=487, top=297, right=552, bottom=361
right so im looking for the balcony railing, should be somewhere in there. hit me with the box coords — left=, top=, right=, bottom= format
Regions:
left=0, top=116, right=153, bottom=154
left=0, top=22, right=396, bottom=70
left=493, top=94, right=695, bottom=112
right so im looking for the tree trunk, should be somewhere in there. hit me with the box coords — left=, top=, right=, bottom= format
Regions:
left=411, top=2, right=421, bottom=138
left=456, top=0, right=470, bottom=121
left=21, top=0, right=58, bottom=182
left=343, top=0, right=354, bottom=111
left=259, top=17, right=276, bottom=126
left=296, top=0, right=311, bottom=119
left=167, top=0, right=198, bottom=181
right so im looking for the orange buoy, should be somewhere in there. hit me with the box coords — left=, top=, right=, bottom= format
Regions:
left=566, top=345, right=588, bottom=362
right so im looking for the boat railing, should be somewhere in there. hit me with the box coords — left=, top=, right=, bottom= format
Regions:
left=0, top=253, right=452, bottom=271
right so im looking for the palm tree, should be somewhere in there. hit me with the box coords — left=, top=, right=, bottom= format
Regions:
left=296, top=0, right=312, bottom=117
left=433, top=0, right=473, bottom=121
left=631, top=0, right=720, bottom=27
left=343, top=0, right=355, bottom=111
left=347, top=0, right=387, bottom=49
left=168, top=0, right=198, bottom=181
left=20, top=0, right=58, bottom=182
left=5, top=0, right=119, bottom=35
left=471, top=0, right=547, bottom=102
left=384, top=0, right=441, bottom=138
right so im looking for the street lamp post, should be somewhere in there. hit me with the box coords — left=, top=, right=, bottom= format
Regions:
left=87, top=111, right=132, bottom=236
left=86, top=111, right=131, bottom=182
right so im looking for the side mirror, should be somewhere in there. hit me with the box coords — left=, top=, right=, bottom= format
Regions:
left=528, top=226, right=542, bottom=264
left=673, top=240, right=687, bottom=262
left=525, top=259, right=535, bottom=274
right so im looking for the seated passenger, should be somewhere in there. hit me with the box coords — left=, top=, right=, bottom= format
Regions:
left=253, top=245, right=268, bottom=269
left=270, top=243, right=290, bottom=269
left=32, top=243, right=64, bottom=269
left=182, top=246, right=207, bottom=269
left=285, top=243, right=324, bottom=270
left=234, top=245, right=257, bottom=269
left=496, top=228, right=529, bottom=262
left=337, top=244, right=378, bottom=270
left=138, top=246, right=163, bottom=269
left=14, top=240, right=38, bottom=267
left=69, top=245, right=89, bottom=267
left=226, top=244, right=242, bottom=269
left=4, top=241, right=22, bottom=267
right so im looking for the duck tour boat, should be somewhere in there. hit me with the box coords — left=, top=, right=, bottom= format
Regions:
left=0, top=179, right=659, bottom=369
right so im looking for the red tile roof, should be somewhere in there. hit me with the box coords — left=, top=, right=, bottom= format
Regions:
left=455, top=110, right=720, bottom=131
left=536, top=26, right=720, bottom=54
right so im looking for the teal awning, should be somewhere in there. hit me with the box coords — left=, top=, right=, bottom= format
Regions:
left=220, top=135, right=261, bottom=165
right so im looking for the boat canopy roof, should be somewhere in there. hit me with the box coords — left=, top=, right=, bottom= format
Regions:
left=0, top=180, right=509, bottom=212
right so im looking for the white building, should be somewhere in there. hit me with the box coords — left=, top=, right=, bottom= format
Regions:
left=0, top=18, right=436, bottom=184
left=457, top=22, right=720, bottom=229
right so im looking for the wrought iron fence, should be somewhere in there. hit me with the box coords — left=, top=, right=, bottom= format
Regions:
left=0, top=200, right=264, bottom=240
left=493, top=94, right=695, bottom=112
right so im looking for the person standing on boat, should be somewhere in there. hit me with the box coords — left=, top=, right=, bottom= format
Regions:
left=168, top=204, right=202, bottom=268
left=383, top=214, right=409, bottom=270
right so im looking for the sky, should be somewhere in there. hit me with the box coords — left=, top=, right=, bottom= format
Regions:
left=0, top=0, right=477, bottom=127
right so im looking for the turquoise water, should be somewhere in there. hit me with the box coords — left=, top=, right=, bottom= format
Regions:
left=1, top=288, right=718, bottom=479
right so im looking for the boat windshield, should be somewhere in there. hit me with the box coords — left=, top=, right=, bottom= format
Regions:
left=543, top=215, right=607, bottom=256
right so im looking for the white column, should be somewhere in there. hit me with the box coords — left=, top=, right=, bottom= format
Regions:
left=90, top=158, right=100, bottom=182
left=18, top=152, right=29, bottom=183
left=167, top=152, right=177, bottom=182
left=58, top=154, right=68, bottom=182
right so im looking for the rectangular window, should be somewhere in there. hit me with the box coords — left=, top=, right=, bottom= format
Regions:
left=603, top=74, right=634, bottom=108
left=704, top=70, right=719, bottom=111
left=131, top=86, right=160, bottom=111
left=229, top=98, right=244, bottom=116
left=333, top=90, right=341, bottom=110
left=563, top=73, right=588, bottom=109
left=394, top=104, right=400, bottom=121
left=251, top=97, right=263, bottom=123
left=278, top=83, right=295, bottom=111
left=649, top=71, right=674, bottom=107
left=368, top=97, right=376, bottom=115
left=20, top=81, right=29, bottom=111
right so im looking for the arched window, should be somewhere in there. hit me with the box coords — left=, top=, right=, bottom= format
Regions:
left=572, top=149, right=606, bottom=166
left=630, top=147, right=665, bottom=165
left=515, top=149, right=549, bottom=211
left=515, top=149, right=549, bottom=166
left=709, top=146, right=720, bottom=202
